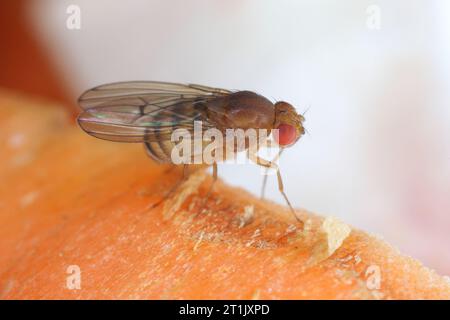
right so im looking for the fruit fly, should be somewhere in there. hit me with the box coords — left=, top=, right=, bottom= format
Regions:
left=77, top=81, right=305, bottom=220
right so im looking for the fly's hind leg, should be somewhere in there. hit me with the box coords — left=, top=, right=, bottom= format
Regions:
left=206, top=162, right=218, bottom=200
left=199, top=162, right=218, bottom=213
left=149, top=164, right=189, bottom=209
left=252, top=154, right=300, bottom=223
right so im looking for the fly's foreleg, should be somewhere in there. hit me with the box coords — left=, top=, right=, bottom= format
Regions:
left=251, top=154, right=300, bottom=222
left=260, top=146, right=284, bottom=200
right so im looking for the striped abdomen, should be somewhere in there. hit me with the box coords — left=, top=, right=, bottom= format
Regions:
left=142, top=101, right=205, bottom=164
left=144, top=140, right=177, bottom=163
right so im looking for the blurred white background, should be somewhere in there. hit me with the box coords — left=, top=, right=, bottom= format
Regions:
left=28, top=0, right=450, bottom=275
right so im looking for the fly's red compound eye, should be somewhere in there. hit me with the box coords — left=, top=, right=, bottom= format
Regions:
left=274, top=124, right=297, bottom=146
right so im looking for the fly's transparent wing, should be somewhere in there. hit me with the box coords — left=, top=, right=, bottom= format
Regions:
left=77, top=81, right=231, bottom=143
left=78, top=81, right=231, bottom=110
left=77, top=100, right=216, bottom=143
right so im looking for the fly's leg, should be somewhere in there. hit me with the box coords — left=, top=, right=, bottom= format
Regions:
left=261, top=171, right=269, bottom=199
left=199, top=162, right=218, bottom=212
left=260, top=147, right=284, bottom=200
left=252, top=154, right=300, bottom=222
left=150, top=164, right=189, bottom=209
left=207, top=162, right=218, bottom=199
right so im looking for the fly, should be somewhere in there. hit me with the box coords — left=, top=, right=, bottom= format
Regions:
left=77, top=81, right=305, bottom=221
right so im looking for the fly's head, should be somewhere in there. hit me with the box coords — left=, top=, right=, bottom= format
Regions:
left=273, top=101, right=305, bottom=147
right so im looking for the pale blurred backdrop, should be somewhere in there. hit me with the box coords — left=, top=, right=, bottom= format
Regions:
left=25, top=0, right=450, bottom=275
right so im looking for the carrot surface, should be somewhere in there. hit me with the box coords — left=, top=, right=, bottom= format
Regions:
left=1, top=89, right=449, bottom=299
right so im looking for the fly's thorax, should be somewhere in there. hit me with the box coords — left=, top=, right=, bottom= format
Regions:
left=205, top=91, right=275, bottom=130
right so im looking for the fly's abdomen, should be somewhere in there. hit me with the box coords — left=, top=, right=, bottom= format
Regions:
left=144, top=139, right=211, bottom=164
left=142, top=116, right=179, bottom=163
left=142, top=103, right=201, bottom=164
left=144, top=140, right=174, bottom=163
